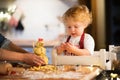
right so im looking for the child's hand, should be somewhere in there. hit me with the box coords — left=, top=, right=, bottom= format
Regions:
left=64, top=42, right=76, bottom=54
left=56, top=43, right=66, bottom=54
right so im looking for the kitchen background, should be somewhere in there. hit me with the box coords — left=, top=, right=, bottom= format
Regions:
left=0, top=0, right=70, bottom=40
left=0, top=0, right=120, bottom=63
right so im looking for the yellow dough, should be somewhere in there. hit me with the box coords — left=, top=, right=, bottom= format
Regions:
left=33, top=38, right=48, bottom=64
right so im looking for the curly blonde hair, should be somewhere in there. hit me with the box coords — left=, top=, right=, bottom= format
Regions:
left=62, top=5, right=92, bottom=27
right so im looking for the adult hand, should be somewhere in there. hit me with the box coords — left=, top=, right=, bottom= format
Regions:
left=22, top=53, right=45, bottom=66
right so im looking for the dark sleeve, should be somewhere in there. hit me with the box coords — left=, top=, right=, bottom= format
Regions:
left=0, top=34, right=6, bottom=47
left=0, top=34, right=11, bottom=48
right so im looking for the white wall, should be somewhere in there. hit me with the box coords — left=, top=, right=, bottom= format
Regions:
left=6, top=0, right=69, bottom=40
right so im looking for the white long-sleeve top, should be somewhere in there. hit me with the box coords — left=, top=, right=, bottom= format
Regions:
left=57, top=33, right=95, bottom=55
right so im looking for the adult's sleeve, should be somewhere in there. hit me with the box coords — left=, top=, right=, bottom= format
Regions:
left=0, top=34, right=11, bottom=49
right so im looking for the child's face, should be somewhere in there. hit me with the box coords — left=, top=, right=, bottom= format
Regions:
left=64, top=19, right=86, bottom=37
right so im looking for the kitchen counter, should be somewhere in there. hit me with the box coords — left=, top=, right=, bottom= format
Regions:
left=0, top=65, right=101, bottom=80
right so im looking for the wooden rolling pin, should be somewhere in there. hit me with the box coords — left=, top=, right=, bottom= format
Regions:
left=0, top=63, right=25, bottom=75
left=0, top=63, right=12, bottom=74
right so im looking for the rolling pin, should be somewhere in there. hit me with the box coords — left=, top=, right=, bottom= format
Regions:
left=0, top=63, right=25, bottom=75
left=0, top=63, right=12, bottom=74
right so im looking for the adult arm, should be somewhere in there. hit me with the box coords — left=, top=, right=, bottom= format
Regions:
left=0, top=49, right=45, bottom=66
